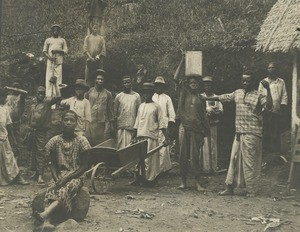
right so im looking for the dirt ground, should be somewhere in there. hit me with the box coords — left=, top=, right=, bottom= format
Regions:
left=0, top=162, right=300, bottom=232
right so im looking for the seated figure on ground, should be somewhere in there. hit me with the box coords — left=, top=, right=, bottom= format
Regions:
left=33, top=110, right=91, bottom=229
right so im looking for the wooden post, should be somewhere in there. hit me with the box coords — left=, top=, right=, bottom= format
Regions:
left=291, top=51, right=299, bottom=141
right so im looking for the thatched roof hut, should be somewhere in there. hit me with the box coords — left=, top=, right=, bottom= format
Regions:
left=256, top=0, right=300, bottom=52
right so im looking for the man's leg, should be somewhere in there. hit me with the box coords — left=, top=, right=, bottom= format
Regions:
left=35, top=130, right=47, bottom=183
left=190, top=131, right=205, bottom=191
left=178, top=124, right=188, bottom=189
left=240, top=134, right=262, bottom=196
left=219, top=135, right=241, bottom=195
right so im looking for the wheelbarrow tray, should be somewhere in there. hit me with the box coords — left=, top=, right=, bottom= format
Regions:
left=88, top=139, right=148, bottom=168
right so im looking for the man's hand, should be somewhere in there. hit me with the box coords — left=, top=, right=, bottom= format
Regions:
left=49, top=57, right=56, bottom=62
left=55, top=177, right=68, bottom=189
left=162, top=138, right=169, bottom=147
left=49, top=76, right=57, bottom=84
left=261, top=80, right=270, bottom=90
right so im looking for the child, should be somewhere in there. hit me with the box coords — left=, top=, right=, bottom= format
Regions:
left=0, top=88, right=29, bottom=186
left=131, top=83, right=168, bottom=184
left=60, top=79, right=91, bottom=136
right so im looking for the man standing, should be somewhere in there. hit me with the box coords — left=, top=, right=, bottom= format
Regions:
left=152, top=76, right=176, bottom=173
left=4, top=80, right=27, bottom=161
left=29, top=78, right=61, bottom=184
left=83, top=24, right=106, bottom=87
left=60, top=79, right=91, bottom=136
left=132, top=83, right=168, bottom=184
left=43, top=24, right=68, bottom=97
left=203, top=71, right=273, bottom=196
left=258, top=62, right=288, bottom=152
left=174, top=55, right=210, bottom=192
left=85, top=69, right=115, bottom=146
left=201, top=76, right=223, bottom=172
left=114, top=76, right=141, bottom=150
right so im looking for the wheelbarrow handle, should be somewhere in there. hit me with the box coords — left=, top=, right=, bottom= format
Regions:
left=144, top=144, right=164, bottom=159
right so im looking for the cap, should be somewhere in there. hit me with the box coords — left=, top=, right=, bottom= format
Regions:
left=37, top=86, right=46, bottom=92
left=154, top=76, right=165, bottom=84
left=74, top=79, right=89, bottom=91
left=142, top=83, right=155, bottom=91
left=202, top=76, right=213, bottom=82
left=51, top=24, right=61, bottom=30
left=96, top=69, right=106, bottom=75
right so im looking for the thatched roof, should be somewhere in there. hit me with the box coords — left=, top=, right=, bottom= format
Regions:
left=256, top=0, right=300, bottom=52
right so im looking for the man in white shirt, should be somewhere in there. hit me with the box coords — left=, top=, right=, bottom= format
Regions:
left=152, top=76, right=175, bottom=172
left=258, top=62, right=288, bottom=152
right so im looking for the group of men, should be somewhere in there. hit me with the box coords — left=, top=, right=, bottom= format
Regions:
left=0, top=23, right=289, bottom=227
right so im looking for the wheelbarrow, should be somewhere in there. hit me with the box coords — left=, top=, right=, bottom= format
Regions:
left=85, top=139, right=164, bottom=194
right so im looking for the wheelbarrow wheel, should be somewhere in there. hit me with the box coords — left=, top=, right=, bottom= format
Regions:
left=91, top=162, right=112, bottom=194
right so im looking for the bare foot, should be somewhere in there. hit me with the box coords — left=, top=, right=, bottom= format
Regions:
left=218, top=188, right=234, bottom=196
left=37, top=176, right=45, bottom=184
left=178, top=183, right=187, bottom=190
left=195, top=182, right=206, bottom=192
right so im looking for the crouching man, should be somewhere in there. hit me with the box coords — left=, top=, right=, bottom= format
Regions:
left=33, top=110, right=91, bottom=229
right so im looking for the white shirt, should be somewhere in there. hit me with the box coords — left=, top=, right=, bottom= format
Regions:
left=0, top=105, right=12, bottom=141
left=152, top=93, right=176, bottom=126
left=258, top=77, right=288, bottom=114
left=61, top=97, right=91, bottom=132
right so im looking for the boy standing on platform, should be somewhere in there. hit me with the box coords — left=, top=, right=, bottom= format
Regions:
left=114, top=76, right=141, bottom=150
left=84, top=24, right=106, bottom=87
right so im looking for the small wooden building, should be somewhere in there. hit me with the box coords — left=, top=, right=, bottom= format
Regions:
left=256, top=0, right=300, bottom=140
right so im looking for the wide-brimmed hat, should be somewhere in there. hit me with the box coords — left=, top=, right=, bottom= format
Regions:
left=154, top=76, right=166, bottom=84
left=142, top=83, right=155, bottom=91
left=202, top=76, right=213, bottom=82
left=96, top=69, right=106, bottom=76
left=74, top=79, right=89, bottom=91
left=51, top=24, right=61, bottom=30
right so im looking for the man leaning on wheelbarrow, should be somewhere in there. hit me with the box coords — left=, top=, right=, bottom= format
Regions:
left=131, top=83, right=169, bottom=186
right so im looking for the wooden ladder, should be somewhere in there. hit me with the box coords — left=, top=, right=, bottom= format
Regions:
left=287, top=125, right=300, bottom=191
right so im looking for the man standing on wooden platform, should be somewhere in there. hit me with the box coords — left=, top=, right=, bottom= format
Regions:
left=43, top=24, right=68, bottom=98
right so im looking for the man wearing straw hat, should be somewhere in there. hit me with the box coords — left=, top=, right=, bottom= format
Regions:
left=60, top=79, right=91, bottom=136
left=201, top=76, right=223, bottom=172
left=131, top=83, right=168, bottom=184
left=43, top=24, right=68, bottom=97
left=152, top=76, right=176, bottom=173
